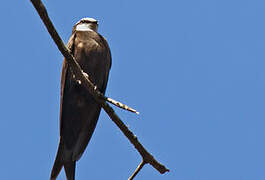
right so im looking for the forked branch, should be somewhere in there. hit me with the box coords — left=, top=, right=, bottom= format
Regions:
left=30, top=0, right=169, bottom=178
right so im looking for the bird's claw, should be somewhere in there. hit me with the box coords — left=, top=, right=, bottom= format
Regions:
left=82, top=71, right=89, bottom=78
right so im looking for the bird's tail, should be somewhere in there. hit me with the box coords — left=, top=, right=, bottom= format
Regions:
left=50, top=145, right=63, bottom=180
left=50, top=142, right=76, bottom=180
left=64, top=161, right=76, bottom=180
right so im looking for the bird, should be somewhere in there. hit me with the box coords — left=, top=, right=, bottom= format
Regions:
left=50, top=17, right=112, bottom=180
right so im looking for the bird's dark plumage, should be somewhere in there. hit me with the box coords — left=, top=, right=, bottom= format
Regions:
left=50, top=18, right=111, bottom=180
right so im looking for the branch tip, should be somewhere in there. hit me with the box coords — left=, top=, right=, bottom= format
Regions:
left=128, top=160, right=146, bottom=180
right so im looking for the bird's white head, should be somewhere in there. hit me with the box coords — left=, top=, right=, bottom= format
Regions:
left=74, top=17, right=98, bottom=32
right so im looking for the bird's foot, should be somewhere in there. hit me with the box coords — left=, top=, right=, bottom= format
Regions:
left=82, top=71, right=89, bottom=79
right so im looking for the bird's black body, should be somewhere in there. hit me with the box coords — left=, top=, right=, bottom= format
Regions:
left=50, top=18, right=111, bottom=180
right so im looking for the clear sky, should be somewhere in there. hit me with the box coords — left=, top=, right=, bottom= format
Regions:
left=1, top=0, right=265, bottom=179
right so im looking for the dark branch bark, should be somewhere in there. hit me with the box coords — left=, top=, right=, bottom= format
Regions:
left=30, top=0, right=169, bottom=177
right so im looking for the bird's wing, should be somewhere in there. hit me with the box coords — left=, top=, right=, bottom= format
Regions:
left=98, top=35, right=112, bottom=94
left=50, top=33, right=76, bottom=180
left=59, top=31, right=112, bottom=160
left=59, top=33, right=76, bottom=134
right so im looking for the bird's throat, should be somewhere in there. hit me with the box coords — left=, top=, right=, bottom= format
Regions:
left=76, top=24, right=94, bottom=32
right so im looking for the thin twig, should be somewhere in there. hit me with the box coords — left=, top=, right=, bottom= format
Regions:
left=106, top=97, right=139, bottom=114
left=128, top=160, right=146, bottom=180
left=30, top=0, right=169, bottom=176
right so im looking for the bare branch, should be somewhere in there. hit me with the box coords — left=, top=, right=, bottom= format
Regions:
left=128, top=160, right=146, bottom=180
left=30, top=0, right=169, bottom=177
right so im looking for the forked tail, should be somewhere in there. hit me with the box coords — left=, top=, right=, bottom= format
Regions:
left=50, top=144, right=63, bottom=180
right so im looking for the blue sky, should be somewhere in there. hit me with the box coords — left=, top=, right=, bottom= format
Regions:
left=1, top=0, right=265, bottom=179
